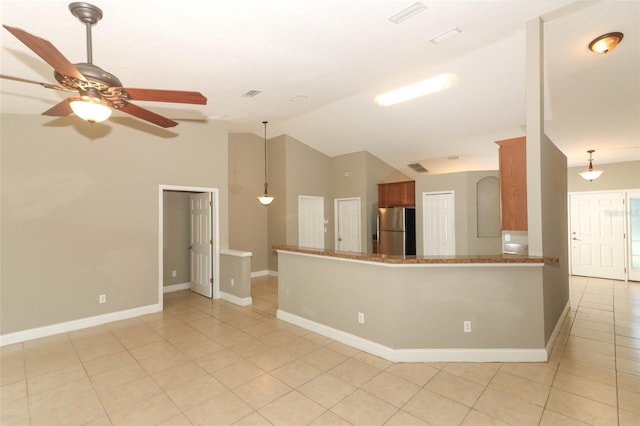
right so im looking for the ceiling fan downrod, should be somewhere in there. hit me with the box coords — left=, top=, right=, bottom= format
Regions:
left=69, top=2, right=103, bottom=65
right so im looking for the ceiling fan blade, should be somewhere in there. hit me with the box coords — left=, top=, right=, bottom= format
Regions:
left=1, top=74, right=70, bottom=91
left=110, top=101, right=179, bottom=128
left=116, top=88, right=207, bottom=105
left=3, top=25, right=86, bottom=82
left=42, top=99, right=73, bottom=116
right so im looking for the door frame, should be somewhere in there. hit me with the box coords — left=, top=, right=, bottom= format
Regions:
left=422, top=191, right=456, bottom=255
left=159, top=185, right=220, bottom=309
left=334, top=197, right=362, bottom=252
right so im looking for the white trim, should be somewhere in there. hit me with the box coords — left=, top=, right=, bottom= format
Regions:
left=0, top=304, right=161, bottom=347
left=220, top=292, right=252, bottom=306
left=545, top=300, right=571, bottom=355
left=277, top=309, right=548, bottom=362
left=220, top=249, right=252, bottom=258
left=251, top=270, right=278, bottom=278
left=163, top=282, right=191, bottom=293
left=276, top=250, right=544, bottom=268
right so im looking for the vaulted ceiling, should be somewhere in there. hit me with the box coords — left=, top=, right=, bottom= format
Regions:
left=1, top=1, right=638, bottom=175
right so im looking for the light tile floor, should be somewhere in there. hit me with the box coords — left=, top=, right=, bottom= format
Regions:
left=1, top=275, right=639, bottom=425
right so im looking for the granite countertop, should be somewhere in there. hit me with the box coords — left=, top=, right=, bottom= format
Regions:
left=275, top=245, right=559, bottom=265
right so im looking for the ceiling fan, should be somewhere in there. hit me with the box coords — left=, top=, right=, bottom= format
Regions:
left=1, top=2, right=207, bottom=128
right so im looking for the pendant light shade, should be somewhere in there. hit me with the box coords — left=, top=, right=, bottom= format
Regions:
left=578, top=150, right=604, bottom=181
left=257, top=121, right=274, bottom=206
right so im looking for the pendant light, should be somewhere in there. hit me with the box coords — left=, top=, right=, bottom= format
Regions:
left=257, top=121, right=274, bottom=206
left=578, top=150, right=604, bottom=181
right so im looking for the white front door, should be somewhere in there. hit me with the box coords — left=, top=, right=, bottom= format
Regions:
left=570, top=192, right=625, bottom=280
left=190, top=192, right=213, bottom=297
left=423, top=192, right=455, bottom=255
left=299, top=196, right=325, bottom=249
left=335, top=198, right=361, bottom=252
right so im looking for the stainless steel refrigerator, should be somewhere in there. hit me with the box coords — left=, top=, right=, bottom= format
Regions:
left=377, top=207, right=416, bottom=255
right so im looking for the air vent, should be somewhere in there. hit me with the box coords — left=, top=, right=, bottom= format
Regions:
left=408, top=163, right=429, bottom=173
left=241, top=90, right=262, bottom=97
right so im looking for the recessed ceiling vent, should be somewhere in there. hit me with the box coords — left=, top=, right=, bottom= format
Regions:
left=408, top=163, right=429, bottom=173
left=241, top=90, right=262, bottom=97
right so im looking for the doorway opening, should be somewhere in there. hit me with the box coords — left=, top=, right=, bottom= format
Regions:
left=159, top=185, right=219, bottom=309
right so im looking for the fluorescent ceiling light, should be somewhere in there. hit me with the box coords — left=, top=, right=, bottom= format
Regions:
left=388, top=2, right=426, bottom=24
left=375, top=73, right=458, bottom=106
left=430, top=27, right=462, bottom=44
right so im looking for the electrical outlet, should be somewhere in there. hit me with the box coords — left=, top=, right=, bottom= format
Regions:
left=464, top=320, right=472, bottom=333
left=505, top=234, right=511, bottom=242
left=172, top=270, right=177, bottom=277
left=358, top=312, right=365, bottom=324
left=231, top=278, right=235, bottom=286
left=99, top=294, right=106, bottom=304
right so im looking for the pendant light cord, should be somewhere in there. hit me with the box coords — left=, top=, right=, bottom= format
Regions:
left=263, top=121, right=268, bottom=193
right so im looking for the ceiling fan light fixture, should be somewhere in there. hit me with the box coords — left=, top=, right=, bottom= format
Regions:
left=588, top=32, right=623, bottom=54
left=375, top=73, right=457, bottom=106
left=69, top=96, right=111, bottom=123
left=578, top=150, right=604, bottom=181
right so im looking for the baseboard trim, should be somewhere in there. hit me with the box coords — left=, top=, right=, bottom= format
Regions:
left=545, top=299, right=571, bottom=355
left=220, top=292, right=252, bottom=306
left=277, top=309, right=548, bottom=363
left=0, top=304, right=162, bottom=347
left=163, top=282, right=190, bottom=293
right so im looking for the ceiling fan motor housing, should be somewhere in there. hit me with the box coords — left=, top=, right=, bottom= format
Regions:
left=54, top=63, right=122, bottom=92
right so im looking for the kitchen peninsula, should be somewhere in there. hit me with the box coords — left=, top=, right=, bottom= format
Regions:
left=275, top=246, right=564, bottom=363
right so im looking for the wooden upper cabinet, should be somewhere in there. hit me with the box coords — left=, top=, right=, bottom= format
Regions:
left=378, top=181, right=415, bottom=207
left=495, top=137, right=527, bottom=231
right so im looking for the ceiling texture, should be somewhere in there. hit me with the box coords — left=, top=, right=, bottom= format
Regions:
left=1, top=1, right=638, bottom=176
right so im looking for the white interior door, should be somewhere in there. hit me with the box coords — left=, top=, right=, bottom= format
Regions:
left=423, top=192, right=455, bottom=255
left=335, top=198, right=361, bottom=252
left=190, top=192, right=213, bottom=297
left=627, top=190, right=640, bottom=281
left=299, top=196, right=325, bottom=249
left=570, top=192, right=625, bottom=280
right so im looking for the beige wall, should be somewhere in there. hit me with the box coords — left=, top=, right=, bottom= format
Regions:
left=163, top=191, right=190, bottom=286
left=264, top=138, right=406, bottom=270
left=278, top=251, right=546, bottom=350
left=0, top=114, right=228, bottom=335
left=415, top=170, right=502, bottom=255
left=228, top=133, right=268, bottom=272
left=567, top=160, right=640, bottom=192
left=540, top=134, right=569, bottom=342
